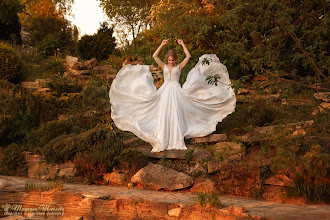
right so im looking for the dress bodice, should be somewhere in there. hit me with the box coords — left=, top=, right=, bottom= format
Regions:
left=163, top=65, right=180, bottom=83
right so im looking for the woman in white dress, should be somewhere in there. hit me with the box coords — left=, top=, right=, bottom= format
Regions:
left=109, top=39, right=236, bottom=152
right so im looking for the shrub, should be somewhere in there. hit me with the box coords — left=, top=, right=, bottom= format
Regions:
left=284, top=182, right=329, bottom=204
left=0, top=42, right=22, bottom=83
left=82, top=80, right=110, bottom=112
left=48, top=75, right=82, bottom=96
left=26, top=119, right=81, bottom=152
left=0, top=143, right=28, bottom=176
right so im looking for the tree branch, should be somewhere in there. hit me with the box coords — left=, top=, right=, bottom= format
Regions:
left=260, top=67, right=330, bottom=92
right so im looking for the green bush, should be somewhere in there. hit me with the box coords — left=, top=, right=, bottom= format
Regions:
left=0, top=42, right=22, bottom=83
left=0, top=143, right=28, bottom=176
left=26, top=119, right=81, bottom=153
left=48, top=75, right=82, bottom=97
left=82, top=80, right=110, bottom=112
left=42, top=125, right=125, bottom=164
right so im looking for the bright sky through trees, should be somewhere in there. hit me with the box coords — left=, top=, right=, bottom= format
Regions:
left=66, top=0, right=107, bottom=37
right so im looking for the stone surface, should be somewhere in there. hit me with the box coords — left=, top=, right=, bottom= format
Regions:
left=314, top=92, right=330, bottom=102
left=83, top=58, right=98, bottom=69
left=103, top=172, right=125, bottom=185
left=136, top=145, right=211, bottom=161
left=168, top=207, right=182, bottom=217
left=214, top=142, right=245, bottom=156
left=0, top=179, right=11, bottom=189
left=229, top=206, right=247, bottom=215
left=24, top=152, right=75, bottom=180
left=131, top=163, right=193, bottom=190
left=172, top=161, right=207, bottom=176
left=67, top=68, right=90, bottom=76
left=281, top=98, right=313, bottom=105
left=265, top=175, right=294, bottom=187
left=65, top=56, right=79, bottom=67
left=194, top=133, right=228, bottom=143
left=1, top=175, right=330, bottom=220
left=190, top=178, right=217, bottom=193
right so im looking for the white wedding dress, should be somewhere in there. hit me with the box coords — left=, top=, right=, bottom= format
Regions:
left=109, top=54, right=236, bottom=152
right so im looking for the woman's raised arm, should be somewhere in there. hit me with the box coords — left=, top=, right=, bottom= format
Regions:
left=177, top=39, right=191, bottom=70
left=152, top=39, right=168, bottom=69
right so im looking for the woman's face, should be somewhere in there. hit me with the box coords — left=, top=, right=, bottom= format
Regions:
left=167, top=56, right=177, bottom=66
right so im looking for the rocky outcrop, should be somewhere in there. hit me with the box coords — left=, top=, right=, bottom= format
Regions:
left=24, top=152, right=75, bottom=180
left=265, top=175, right=294, bottom=187
left=194, top=134, right=228, bottom=143
left=136, top=145, right=211, bottom=161
left=131, top=163, right=193, bottom=190
left=207, top=142, right=245, bottom=173
left=190, top=178, right=217, bottom=193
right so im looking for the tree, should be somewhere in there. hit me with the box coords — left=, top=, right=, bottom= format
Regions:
left=19, top=0, right=76, bottom=55
left=0, top=0, right=22, bottom=43
left=99, top=0, right=156, bottom=45
left=148, top=0, right=329, bottom=89
left=77, top=22, right=116, bottom=61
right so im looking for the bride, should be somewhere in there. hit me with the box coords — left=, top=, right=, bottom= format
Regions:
left=109, top=39, right=236, bottom=152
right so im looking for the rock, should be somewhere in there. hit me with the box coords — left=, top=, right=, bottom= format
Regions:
left=66, top=56, right=79, bottom=67
left=131, top=163, right=193, bottom=190
left=314, top=92, right=330, bottom=102
left=214, top=142, right=245, bottom=156
left=168, top=207, right=181, bottom=217
left=84, top=58, right=98, bottom=69
left=20, top=81, right=40, bottom=89
left=67, top=69, right=90, bottom=76
left=190, top=178, right=217, bottom=193
left=239, top=126, right=275, bottom=142
left=103, top=172, right=125, bottom=185
left=237, top=88, right=250, bottom=95
left=136, top=145, right=211, bottom=161
left=172, top=161, right=207, bottom=176
left=70, top=62, right=84, bottom=70
left=207, top=157, right=239, bottom=173
left=194, top=134, right=228, bottom=143
left=265, top=175, right=294, bottom=187
left=0, top=179, right=11, bottom=189
left=229, top=206, right=247, bottom=215
left=58, top=167, right=75, bottom=178
left=93, top=65, right=117, bottom=74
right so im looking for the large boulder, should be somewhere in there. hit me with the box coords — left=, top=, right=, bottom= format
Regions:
left=0, top=178, right=11, bottom=189
left=93, top=65, right=117, bottom=75
left=131, top=163, right=193, bottom=190
left=84, top=58, right=98, bottom=69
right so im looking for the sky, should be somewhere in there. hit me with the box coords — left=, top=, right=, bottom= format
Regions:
left=66, top=0, right=108, bottom=37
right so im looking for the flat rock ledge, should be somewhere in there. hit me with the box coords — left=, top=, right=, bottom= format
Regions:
left=131, top=163, right=193, bottom=190
left=136, top=145, right=211, bottom=160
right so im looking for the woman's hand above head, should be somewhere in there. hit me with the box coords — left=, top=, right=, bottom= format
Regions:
left=162, top=39, right=169, bottom=45
left=177, top=39, right=184, bottom=45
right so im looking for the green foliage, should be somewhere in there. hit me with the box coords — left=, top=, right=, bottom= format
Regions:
left=82, top=80, right=110, bottom=112
left=0, top=80, right=58, bottom=145
left=118, top=148, right=149, bottom=173
left=0, top=42, right=22, bottom=83
left=196, top=192, right=222, bottom=208
left=184, top=148, right=195, bottom=163
left=77, top=22, right=116, bottom=61
left=0, top=0, right=22, bottom=43
left=0, top=143, right=28, bottom=176
left=26, top=15, right=75, bottom=55
left=25, top=180, right=64, bottom=192
left=47, top=75, right=82, bottom=97
left=26, top=119, right=81, bottom=153
left=284, top=182, right=329, bottom=204
left=270, top=134, right=329, bottom=182
left=42, top=125, right=125, bottom=165
left=160, top=155, right=172, bottom=168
